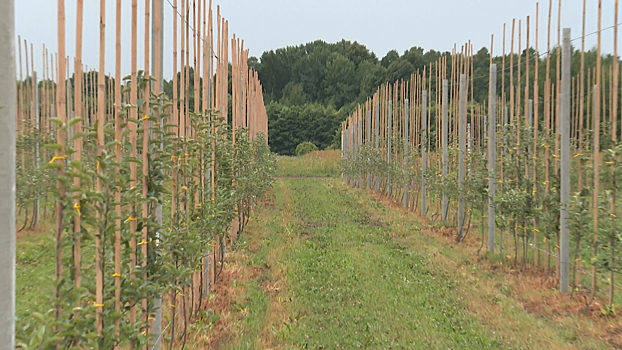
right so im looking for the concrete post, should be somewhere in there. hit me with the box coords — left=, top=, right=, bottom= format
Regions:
left=151, top=1, right=164, bottom=346
left=421, top=90, right=428, bottom=216
left=358, top=119, right=363, bottom=187
left=488, top=64, right=497, bottom=253
left=387, top=100, right=393, bottom=197
left=404, top=99, right=410, bottom=209
left=374, top=102, right=380, bottom=191
left=458, top=74, right=466, bottom=241
left=560, top=28, right=571, bottom=294
left=33, top=71, right=40, bottom=227
left=366, top=109, right=371, bottom=189
left=343, top=127, right=350, bottom=186
left=0, top=0, right=16, bottom=347
left=442, top=80, right=449, bottom=221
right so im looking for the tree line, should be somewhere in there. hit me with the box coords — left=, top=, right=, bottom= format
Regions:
left=20, top=42, right=618, bottom=155
left=250, top=39, right=619, bottom=155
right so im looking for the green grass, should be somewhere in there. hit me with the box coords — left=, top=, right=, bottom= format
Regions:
left=220, top=178, right=296, bottom=349
left=276, top=150, right=341, bottom=177
left=220, top=172, right=613, bottom=349
left=284, top=178, right=501, bottom=348
left=15, top=230, right=55, bottom=322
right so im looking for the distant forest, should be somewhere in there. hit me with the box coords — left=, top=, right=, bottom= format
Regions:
left=250, top=39, right=612, bottom=155
left=253, top=40, right=453, bottom=155
left=28, top=39, right=613, bottom=156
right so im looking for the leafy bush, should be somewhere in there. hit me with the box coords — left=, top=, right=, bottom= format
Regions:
left=296, top=141, right=318, bottom=156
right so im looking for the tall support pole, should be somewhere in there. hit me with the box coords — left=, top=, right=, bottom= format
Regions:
left=33, top=71, right=40, bottom=227
left=341, top=123, right=345, bottom=157
left=151, top=0, right=164, bottom=347
left=404, top=99, right=410, bottom=208
left=358, top=118, right=363, bottom=187
left=442, top=80, right=449, bottom=221
left=343, top=125, right=347, bottom=182
left=528, top=100, right=533, bottom=158
left=0, top=0, right=16, bottom=347
left=488, top=64, right=497, bottom=253
left=560, top=28, right=571, bottom=294
left=591, top=0, right=603, bottom=301
left=387, top=100, right=393, bottom=197
left=95, top=0, right=106, bottom=334
left=375, top=101, right=380, bottom=192
left=367, top=108, right=372, bottom=189
left=501, top=105, right=508, bottom=256
left=458, top=74, right=467, bottom=241
left=421, top=91, right=428, bottom=216
left=112, top=1, right=123, bottom=344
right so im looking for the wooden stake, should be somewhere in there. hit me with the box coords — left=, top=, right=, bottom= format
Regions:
left=113, top=0, right=122, bottom=342
left=72, top=0, right=84, bottom=330
left=592, top=0, right=603, bottom=303
left=613, top=0, right=619, bottom=142
left=54, top=0, right=67, bottom=343
left=534, top=3, right=540, bottom=268
left=129, top=0, right=138, bottom=327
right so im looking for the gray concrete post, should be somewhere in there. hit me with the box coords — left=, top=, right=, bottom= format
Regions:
left=151, top=2, right=165, bottom=346
left=366, top=109, right=371, bottom=189
left=442, top=80, right=449, bottom=221
left=422, top=90, right=428, bottom=216
left=358, top=119, right=363, bottom=187
left=488, top=64, right=497, bottom=253
left=458, top=74, right=466, bottom=241
left=560, top=28, right=571, bottom=294
left=404, top=99, right=410, bottom=209
left=387, top=100, right=393, bottom=197
left=375, top=102, right=380, bottom=191
left=33, top=71, right=40, bottom=227
left=0, top=0, right=16, bottom=347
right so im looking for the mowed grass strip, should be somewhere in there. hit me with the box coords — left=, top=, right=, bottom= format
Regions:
left=283, top=178, right=502, bottom=349
left=276, top=150, right=341, bottom=178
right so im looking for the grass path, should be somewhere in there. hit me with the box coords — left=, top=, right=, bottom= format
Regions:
left=212, top=176, right=612, bottom=349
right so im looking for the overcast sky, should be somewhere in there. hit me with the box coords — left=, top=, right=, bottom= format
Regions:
left=15, top=0, right=618, bottom=79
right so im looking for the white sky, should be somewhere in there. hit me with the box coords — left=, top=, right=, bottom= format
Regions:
left=15, top=0, right=618, bottom=80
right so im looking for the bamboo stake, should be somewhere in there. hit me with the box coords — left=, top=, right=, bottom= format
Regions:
left=517, top=19, right=522, bottom=170
left=428, top=65, right=432, bottom=163
left=142, top=0, right=151, bottom=330
left=180, top=0, right=186, bottom=140
left=609, top=0, right=619, bottom=308
left=24, top=39, right=30, bottom=132
left=510, top=20, right=515, bottom=126
left=501, top=24, right=506, bottom=187
left=544, top=0, right=553, bottom=271
left=452, top=46, right=457, bottom=143
left=17, top=35, right=22, bottom=135
left=555, top=0, right=562, bottom=182
left=185, top=0, right=190, bottom=137
left=29, top=43, right=35, bottom=136
left=579, top=0, right=586, bottom=173
left=592, top=0, right=603, bottom=303
left=94, top=0, right=106, bottom=335
left=525, top=16, right=530, bottom=180
left=129, top=0, right=138, bottom=328
left=54, top=1, right=67, bottom=344
left=169, top=0, right=179, bottom=343
left=42, top=45, right=48, bottom=135
left=534, top=2, right=540, bottom=268
left=72, top=1, right=84, bottom=328
left=113, top=0, right=122, bottom=342
left=613, top=0, right=619, bottom=143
